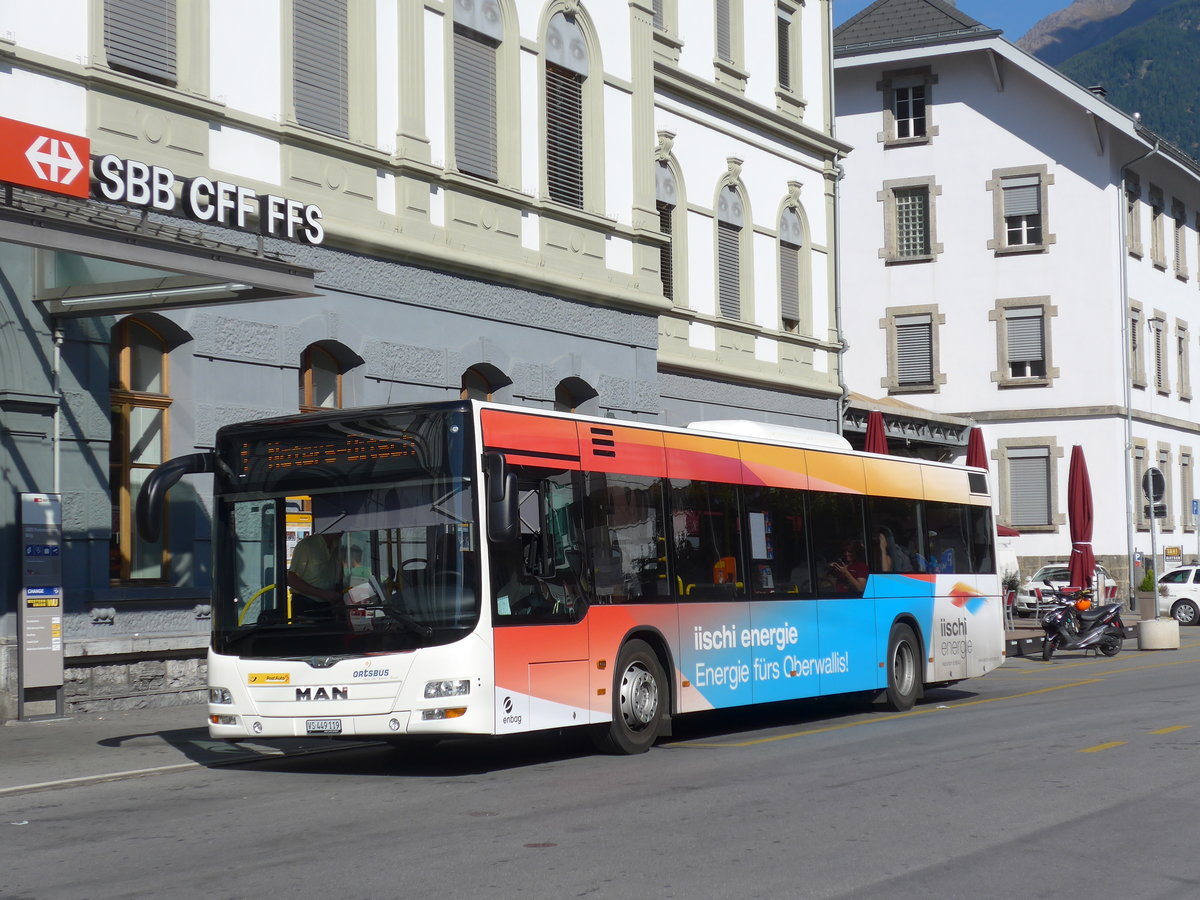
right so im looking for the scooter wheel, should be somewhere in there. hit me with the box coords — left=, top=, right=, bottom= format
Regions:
left=1041, top=638, right=1055, bottom=662
left=1098, top=633, right=1122, bottom=657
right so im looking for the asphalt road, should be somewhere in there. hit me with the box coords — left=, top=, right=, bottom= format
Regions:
left=3, top=637, right=1200, bottom=899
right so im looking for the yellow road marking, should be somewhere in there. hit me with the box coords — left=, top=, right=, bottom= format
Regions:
left=1080, top=741, right=1127, bottom=753
left=1149, top=725, right=1191, bottom=735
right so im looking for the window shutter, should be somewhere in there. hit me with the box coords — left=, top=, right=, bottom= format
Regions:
left=652, top=0, right=665, bottom=29
left=294, top=0, right=348, bottom=138
left=1007, top=310, right=1044, bottom=363
left=895, top=314, right=933, bottom=385
left=715, top=0, right=732, bottom=62
left=780, top=247, right=800, bottom=325
left=1155, top=324, right=1166, bottom=387
left=1003, top=175, right=1041, bottom=217
left=105, top=0, right=176, bottom=84
left=776, top=9, right=791, bottom=89
left=1009, top=450, right=1050, bottom=526
left=658, top=202, right=675, bottom=302
left=546, top=62, right=584, bottom=208
left=454, top=27, right=498, bottom=181
left=718, top=221, right=740, bottom=319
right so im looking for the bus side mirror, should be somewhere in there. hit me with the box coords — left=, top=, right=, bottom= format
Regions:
left=136, top=451, right=215, bottom=542
left=483, top=452, right=518, bottom=543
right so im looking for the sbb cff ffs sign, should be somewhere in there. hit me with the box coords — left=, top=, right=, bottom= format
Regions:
left=0, top=116, right=90, bottom=198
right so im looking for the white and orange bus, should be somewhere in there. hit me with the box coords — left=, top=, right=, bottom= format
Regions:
left=139, top=400, right=1004, bottom=754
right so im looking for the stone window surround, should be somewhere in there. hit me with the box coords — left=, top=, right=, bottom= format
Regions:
left=986, top=164, right=1056, bottom=255
left=446, top=0, right=522, bottom=188
left=538, top=1, right=607, bottom=216
left=989, top=295, right=1060, bottom=389
left=1158, top=443, right=1175, bottom=532
left=1133, top=439, right=1148, bottom=531
left=877, top=175, right=943, bottom=264
left=879, top=303, right=946, bottom=395
left=1173, top=198, right=1189, bottom=281
left=1177, top=318, right=1192, bottom=401
left=655, top=136, right=690, bottom=308
left=774, top=0, right=807, bottom=120
left=1130, top=299, right=1147, bottom=389
left=712, top=163, right=753, bottom=323
left=1125, top=170, right=1143, bottom=258
left=1151, top=310, right=1170, bottom=396
left=996, top=436, right=1065, bottom=534
left=1181, top=447, right=1195, bottom=534
left=877, top=66, right=938, bottom=147
left=1150, top=184, right=1166, bottom=270
left=713, top=0, right=749, bottom=93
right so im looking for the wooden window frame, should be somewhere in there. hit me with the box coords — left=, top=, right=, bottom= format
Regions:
left=110, top=319, right=171, bottom=584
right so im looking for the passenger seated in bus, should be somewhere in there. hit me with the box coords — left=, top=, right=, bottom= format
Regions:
left=287, top=531, right=344, bottom=618
left=826, top=540, right=867, bottom=594
left=873, top=525, right=913, bottom=573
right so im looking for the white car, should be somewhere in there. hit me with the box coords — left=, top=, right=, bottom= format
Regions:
left=1013, top=563, right=1118, bottom=617
left=1157, top=566, right=1200, bottom=625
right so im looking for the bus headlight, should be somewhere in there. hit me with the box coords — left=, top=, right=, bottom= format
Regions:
left=209, top=687, right=233, bottom=704
left=424, top=679, right=470, bottom=699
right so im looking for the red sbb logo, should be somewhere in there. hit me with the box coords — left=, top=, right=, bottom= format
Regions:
left=0, top=116, right=90, bottom=198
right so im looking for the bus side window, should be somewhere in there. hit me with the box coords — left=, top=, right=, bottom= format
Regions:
left=742, top=486, right=811, bottom=596
left=668, top=480, right=744, bottom=600
left=809, top=492, right=867, bottom=596
left=866, top=497, right=924, bottom=574
left=584, top=474, right=668, bottom=604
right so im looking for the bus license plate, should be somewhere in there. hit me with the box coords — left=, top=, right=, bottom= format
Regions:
left=306, top=718, right=342, bottom=735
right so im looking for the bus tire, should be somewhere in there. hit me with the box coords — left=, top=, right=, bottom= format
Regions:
left=592, top=640, right=666, bottom=755
left=884, top=623, right=921, bottom=712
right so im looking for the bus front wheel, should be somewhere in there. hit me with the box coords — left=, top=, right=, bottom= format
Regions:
left=592, top=640, right=665, bottom=755
left=884, top=623, right=921, bottom=712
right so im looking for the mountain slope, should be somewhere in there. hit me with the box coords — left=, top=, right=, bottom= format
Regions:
left=1018, top=0, right=1141, bottom=63
left=1052, top=0, right=1200, bottom=156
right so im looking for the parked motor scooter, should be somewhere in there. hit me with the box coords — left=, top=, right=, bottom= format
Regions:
left=1040, top=586, right=1126, bottom=661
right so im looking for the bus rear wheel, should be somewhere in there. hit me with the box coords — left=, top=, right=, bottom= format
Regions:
left=884, top=623, right=921, bottom=712
left=592, top=640, right=665, bottom=755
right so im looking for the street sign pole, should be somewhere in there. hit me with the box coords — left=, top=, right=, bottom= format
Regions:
left=1142, top=468, right=1167, bottom=620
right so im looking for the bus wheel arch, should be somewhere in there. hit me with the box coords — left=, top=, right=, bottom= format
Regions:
left=884, top=618, right=924, bottom=712
left=592, top=635, right=670, bottom=755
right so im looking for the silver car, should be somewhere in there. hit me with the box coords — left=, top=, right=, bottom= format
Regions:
left=1013, top=563, right=1118, bottom=617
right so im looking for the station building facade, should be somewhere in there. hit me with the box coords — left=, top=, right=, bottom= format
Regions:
left=0, top=0, right=846, bottom=719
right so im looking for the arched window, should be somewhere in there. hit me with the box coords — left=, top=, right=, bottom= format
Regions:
left=779, top=207, right=804, bottom=331
left=110, top=319, right=170, bottom=582
left=453, top=0, right=504, bottom=181
left=656, top=162, right=679, bottom=303
left=300, top=344, right=342, bottom=411
left=545, top=11, right=588, bottom=208
left=554, top=376, right=598, bottom=413
left=717, top=185, right=745, bottom=320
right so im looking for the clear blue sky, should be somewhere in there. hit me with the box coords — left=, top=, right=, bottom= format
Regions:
left=833, top=0, right=1074, bottom=43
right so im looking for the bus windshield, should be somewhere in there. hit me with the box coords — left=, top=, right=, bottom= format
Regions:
left=211, top=407, right=478, bottom=659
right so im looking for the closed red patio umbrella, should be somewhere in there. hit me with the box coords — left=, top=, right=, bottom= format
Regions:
left=864, top=410, right=888, bottom=454
left=1066, top=445, right=1096, bottom=591
left=965, top=426, right=987, bottom=470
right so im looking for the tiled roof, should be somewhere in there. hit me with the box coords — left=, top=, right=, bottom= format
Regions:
left=834, top=0, right=999, bottom=53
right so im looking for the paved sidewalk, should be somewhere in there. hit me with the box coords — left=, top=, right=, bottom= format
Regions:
left=0, top=704, right=341, bottom=796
